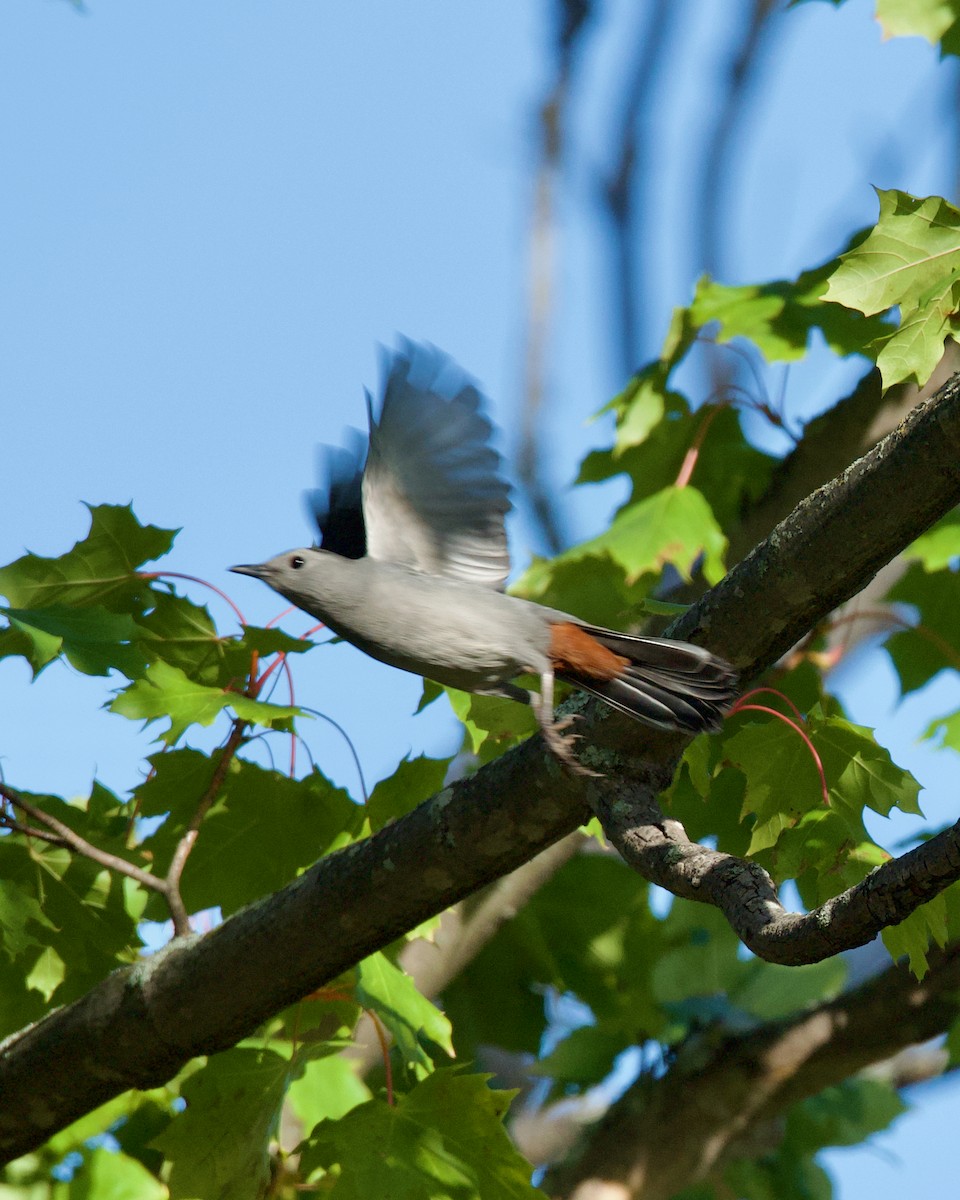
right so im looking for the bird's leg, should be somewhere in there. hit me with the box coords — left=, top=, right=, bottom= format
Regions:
left=533, top=669, right=598, bottom=777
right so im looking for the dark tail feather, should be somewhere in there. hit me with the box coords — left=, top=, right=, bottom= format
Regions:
left=559, top=626, right=738, bottom=735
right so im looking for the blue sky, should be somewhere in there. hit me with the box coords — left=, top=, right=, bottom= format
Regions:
left=2, top=1, right=959, bottom=1194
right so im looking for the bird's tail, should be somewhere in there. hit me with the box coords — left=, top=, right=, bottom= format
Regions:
left=558, top=624, right=738, bottom=735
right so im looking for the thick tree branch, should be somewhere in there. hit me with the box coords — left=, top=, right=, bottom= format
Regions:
left=587, top=368, right=960, bottom=962
left=591, top=769, right=960, bottom=965
left=3, top=371, right=960, bottom=1161
left=0, top=747, right=592, bottom=1164
left=545, top=943, right=960, bottom=1200
left=348, top=832, right=588, bottom=1073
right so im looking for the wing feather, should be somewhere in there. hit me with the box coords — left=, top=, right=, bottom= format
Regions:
left=362, top=343, right=512, bottom=588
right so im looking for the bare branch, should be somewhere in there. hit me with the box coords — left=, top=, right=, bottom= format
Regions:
left=518, top=0, right=593, bottom=554
left=601, top=1, right=679, bottom=376
left=0, top=803, right=70, bottom=847
left=591, top=767, right=960, bottom=965
left=695, top=0, right=779, bottom=282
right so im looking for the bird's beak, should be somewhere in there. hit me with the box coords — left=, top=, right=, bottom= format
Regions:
left=229, top=563, right=269, bottom=578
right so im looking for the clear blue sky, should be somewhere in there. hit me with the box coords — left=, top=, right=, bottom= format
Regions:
left=1, top=1, right=959, bottom=1194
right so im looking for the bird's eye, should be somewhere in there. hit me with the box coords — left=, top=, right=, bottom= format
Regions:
left=290, top=555, right=306, bottom=569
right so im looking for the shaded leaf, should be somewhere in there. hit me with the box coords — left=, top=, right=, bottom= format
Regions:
left=532, top=1025, right=629, bottom=1087
left=513, top=554, right=648, bottom=631
left=152, top=1048, right=290, bottom=1200
left=287, top=1055, right=371, bottom=1134
left=366, top=755, right=451, bottom=833
left=581, top=391, right=774, bottom=535
left=301, top=1070, right=542, bottom=1199
left=886, top=561, right=960, bottom=695
left=67, top=1146, right=166, bottom=1200
left=138, top=755, right=361, bottom=917
left=0, top=603, right=146, bottom=678
left=881, top=891, right=949, bottom=977
left=445, top=690, right=538, bottom=765
left=0, top=878, right=58, bottom=960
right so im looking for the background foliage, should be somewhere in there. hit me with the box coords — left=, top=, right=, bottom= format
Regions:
left=4, top=1, right=960, bottom=1198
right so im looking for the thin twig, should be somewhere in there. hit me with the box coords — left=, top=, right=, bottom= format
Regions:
left=0, top=812, right=70, bottom=847
left=164, top=720, right=248, bottom=936
left=140, top=570, right=247, bottom=630
left=695, top=0, right=780, bottom=405
left=299, top=706, right=369, bottom=803
left=0, top=784, right=166, bottom=893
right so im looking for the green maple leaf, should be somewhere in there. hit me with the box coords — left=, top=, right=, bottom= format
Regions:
left=690, top=264, right=890, bottom=363
left=572, top=485, right=727, bottom=585
left=152, top=1048, right=292, bottom=1200
left=875, top=0, right=960, bottom=54
left=0, top=503, right=175, bottom=612
left=301, top=1070, right=542, bottom=1199
left=599, top=367, right=668, bottom=452
left=904, top=508, right=960, bottom=571
left=823, top=189, right=960, bottom=386
left=728, top=713, right=919, bottom=873
left=886, top=562, right=960, bottom=695
left=355, top=952, right=454, bottom=1075
left=882, top=892, right=949, bottom=978
left=0, top=603, right=146, bottom=677
left=110, top=660, right=298, bottom=743
left=136, top=753, right=361, bottom=917
left=366, top=755, right=452, bottom=832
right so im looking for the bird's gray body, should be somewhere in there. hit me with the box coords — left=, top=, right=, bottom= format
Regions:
left=252, top=550, right=559, bottom=694
left=232, top=342, right=738, bottom=767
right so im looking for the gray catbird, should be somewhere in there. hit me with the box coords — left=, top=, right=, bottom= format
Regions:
left=231, top=344, right=737, bottom=772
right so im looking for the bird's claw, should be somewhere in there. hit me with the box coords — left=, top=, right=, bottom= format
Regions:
left=540, top=715, right=602, bottom=778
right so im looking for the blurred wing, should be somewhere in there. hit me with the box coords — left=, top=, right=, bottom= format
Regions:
left=305, top=429, right=367, bottom=559
left=362, top=343, right=512, bottom=588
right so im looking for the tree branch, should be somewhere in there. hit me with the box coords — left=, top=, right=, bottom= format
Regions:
left=347, top=831, right=588, bottom=1073
left=0, top=784, right=166, bottom=895
left=3, top=371, right=960, bottom=1161
left=545, top=943, right=960, bottom=1200
left=517, top=0, right=592, bottom=555
left=601, top=0, right=679, bottom=375
left=590, top=768, right=960, bottom=965
left=163, top=720, right=248, bottom=937
left=584, top=367, right=960, bottom=962
left=694, top=0, right=779, bottom=283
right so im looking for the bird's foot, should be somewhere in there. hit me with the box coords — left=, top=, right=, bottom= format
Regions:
left=539, top=715, right=602, bottom=778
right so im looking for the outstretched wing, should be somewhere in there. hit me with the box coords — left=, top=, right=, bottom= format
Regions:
left=362, top=343, right=512, bottom=588
left=305, top=429, right=367, bottom=559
